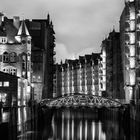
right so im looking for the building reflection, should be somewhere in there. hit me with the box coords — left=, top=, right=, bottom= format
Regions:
left=44, top=109, right=119, bottom=140
left=0, top=107, right=140, bottom=140
left=17, top=107, right=40, bottom=140
left=0, top=106, right=40, bottom=140
left=39, top=108, right=140, bottom=140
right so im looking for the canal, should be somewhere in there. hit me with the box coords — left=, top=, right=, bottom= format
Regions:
left=0, top=106, right=140, bottom=140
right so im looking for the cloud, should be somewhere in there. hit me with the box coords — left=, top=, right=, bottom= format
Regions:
left=55, top=43, right=75, bottom=63
left=55, top=44, right=100, bottom=63
left=0, top=0, right=124, bottom=62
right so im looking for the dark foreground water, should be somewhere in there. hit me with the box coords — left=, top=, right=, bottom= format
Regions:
left=0, top=106, right=140, bottom=140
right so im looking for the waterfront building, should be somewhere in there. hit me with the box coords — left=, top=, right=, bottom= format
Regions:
left=0, top=14, right=31, bottom=106
left=0, top=71, right=28, bottom=107
left=120, top=0, right=140, bottom=104
left=27, top=14, right=56, bottom=100
left=55, top=53, right=101, bottom=97
left=0, top=13, right=55, bottom=104
left=120, top=0, right=140, bottom=121
left=100, top=30, right=124, bottom=99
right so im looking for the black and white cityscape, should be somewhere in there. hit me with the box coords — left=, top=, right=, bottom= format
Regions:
left=0, top=0, right=140, bottom=140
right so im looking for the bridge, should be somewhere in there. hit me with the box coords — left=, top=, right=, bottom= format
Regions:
left=40, top=93, right=123, bottom=108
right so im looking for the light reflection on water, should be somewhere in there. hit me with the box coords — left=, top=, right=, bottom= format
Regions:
left=0, top=107, right=140, bottom=140
left=49, top=109, right=109, bottom=140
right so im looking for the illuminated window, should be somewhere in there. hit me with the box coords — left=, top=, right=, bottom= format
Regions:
left=3, top=81, right=9, bottom=87
left=0, top=93, right=7, bottom=103
left=22, top=55, right=26, bottom=61
left=129, top=70, right=136, bottom=86
left=27, top=54, right=30, bottom=61
left=129, top=45, right=135, bottom=57
left=22, top=71, right=26, bottom=77
left=129, top=57, right=135, bottom=68
left=130, top=9, right=135, bottom=20
left=3, top=67, right=17, bottom=75
left=3, top=52, right=9, bottom=63
left=130, top=20, right=135, bottom=31
left=129, top=33, right=135, bottom=44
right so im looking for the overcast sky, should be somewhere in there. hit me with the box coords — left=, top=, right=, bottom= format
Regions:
left=0, top=0, right=124, bottom=62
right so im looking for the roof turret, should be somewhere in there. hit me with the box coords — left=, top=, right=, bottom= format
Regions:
left=15, top=20, right=31, bottom=42
left=17, top=20, right=30, bottom=36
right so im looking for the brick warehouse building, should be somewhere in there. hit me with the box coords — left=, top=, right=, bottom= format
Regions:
left=120, top=0, right=140, bottom=121
left=0, top=13, right=55, bottom=105
left=54, top=53, right=103, bottom=97
left=0, top=14, right=32, bottom=106
left=0, top=71, right=27, bottom=107
left=26, top=14, right=56, bottom=100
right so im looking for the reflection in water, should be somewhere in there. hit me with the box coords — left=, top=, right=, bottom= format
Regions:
left=41, top=108, right=140, bottom=140
left=0, top=107, right=140, bottom=140
left=50, top=109, right=107, bottom=140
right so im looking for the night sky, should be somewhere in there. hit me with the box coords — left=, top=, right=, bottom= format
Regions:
left=0, top=0, right=124, bottom=62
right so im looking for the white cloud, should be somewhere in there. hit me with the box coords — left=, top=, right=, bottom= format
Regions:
left=0, top=0, right=124, bottom=62
left=55, top=43, right=75, bottom=63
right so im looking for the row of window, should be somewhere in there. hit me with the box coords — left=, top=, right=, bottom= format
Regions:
left=0, top=81, right=9, bottom=87
left=3, top=65, right=30, bottom=76
left=3, top=68, right=17, bottom=75
left=0, top=52, right=31, bottom=63
left=0, top=37, right=31, bottom=44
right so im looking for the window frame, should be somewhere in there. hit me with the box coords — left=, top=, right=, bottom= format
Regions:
left=3, top=52, right=9, bottom=63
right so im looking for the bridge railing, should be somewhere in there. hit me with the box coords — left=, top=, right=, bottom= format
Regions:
left=40, top=93, right=124, bottom=108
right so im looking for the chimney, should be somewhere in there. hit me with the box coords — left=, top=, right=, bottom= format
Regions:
left=13, top=16, right=20, bottom=29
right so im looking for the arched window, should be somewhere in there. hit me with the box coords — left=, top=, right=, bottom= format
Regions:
left=3, top=52, right=9, bottom=63
left=10, top=52, right=17, bottom=63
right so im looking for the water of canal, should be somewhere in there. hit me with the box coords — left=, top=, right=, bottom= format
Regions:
left=0, top=106, right=139, bottom=140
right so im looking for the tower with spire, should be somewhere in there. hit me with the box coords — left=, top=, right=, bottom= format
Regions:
left=0, top=15, right=32, bottom=105
left=0, top=13, right=56, bottom=104
left=15, top=20, right=31, bottom=81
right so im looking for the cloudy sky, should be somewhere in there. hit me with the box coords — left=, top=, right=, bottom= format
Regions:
left=0, top=0, right=124, bottom=62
